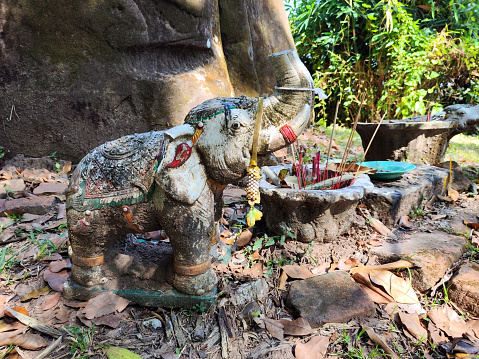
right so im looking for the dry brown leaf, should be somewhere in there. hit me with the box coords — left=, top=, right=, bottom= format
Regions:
left=430, top=214, right=447, bottom=221
left=91, top=312, right=127, bottom=328
left=464, top=221, right=479, bottom=230
left=369, top=269, right=419, bottom=304
left=398, top=215, right=412, bottom=228
left=236, top=229, right=253, bottom=247
left=5, top=307, right=29, bottom=318
left=428, top=305, right=468, bottom=338
left=81, top=292, right=130, bottom=320
left=0, top=334, right=47, bottom=350
left=0, top=321, right=25, bottom=333
left=282, top=265, right=313, bottom=279
left=329, top=262, right=338, bottom=272
left=0, top=329, right=25, bottom=343
left=312, top=262, right=330, bottom=276
left=428, top=321, right=448, bottom=345
left=363, top=326, right=399, bottom=359
left=242, top=261, right=263, bottom=279
left=294, top=335, right=329, bottom=359
left=398, top=311, right=427, bottom=341
left=61, top=161, right=72, bottom=174
left=48, top=260, right=68, bottom=273
left=448, top=188, right=460, bottom=201
left=42, top=292, right=62, bottom=311
left=43, top=269, right=70, bottom=292
left=20, top=286, right=51, bottom=302
left=278, top=270, right=288, bottom=291
left=262, top=318, right=284, bottom=340
left=370, top=218, right=392, bottom=236
left=279, top=317, right=313, bottom=336
left=350, top=260, right=414, bottom=275
left=55, top=306, right=70, bottom=323
left=352, top=272, right=395, bottom=304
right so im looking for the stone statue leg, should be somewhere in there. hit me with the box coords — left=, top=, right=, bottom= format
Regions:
left=67, top=202, right=159, bottom=287
left=154, top=186, right=218, bottom=296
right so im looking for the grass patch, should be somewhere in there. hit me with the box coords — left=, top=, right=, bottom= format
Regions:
left=445, top=133, right=479, bottom=165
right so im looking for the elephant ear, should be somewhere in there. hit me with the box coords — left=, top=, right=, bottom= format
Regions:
left=155, top=125, right=208, bottom=205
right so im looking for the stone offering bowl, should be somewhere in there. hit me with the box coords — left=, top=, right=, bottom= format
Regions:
left=259, top=165, right=374, bottom=243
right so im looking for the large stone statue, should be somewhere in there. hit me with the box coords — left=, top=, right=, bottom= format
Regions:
left=0, top=0, right=295, bottom=162
left=66, top=50, right=315, bottom=297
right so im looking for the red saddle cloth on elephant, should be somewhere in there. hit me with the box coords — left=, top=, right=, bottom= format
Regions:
left=67, top=131, right=165, bottom=211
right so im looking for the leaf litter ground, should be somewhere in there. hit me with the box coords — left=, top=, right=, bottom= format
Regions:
left=1, top=131, right=479, bottom=359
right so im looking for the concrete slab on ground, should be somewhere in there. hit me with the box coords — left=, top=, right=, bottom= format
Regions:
left=370, top=231, right=466, bottom=292
left=363, top=164, right=449, bottom=227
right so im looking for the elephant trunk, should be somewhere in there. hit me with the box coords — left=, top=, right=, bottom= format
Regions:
left=258, top=49, right=315, bottom=154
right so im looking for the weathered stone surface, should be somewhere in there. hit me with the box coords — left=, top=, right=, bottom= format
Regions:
left=370, top=231, right=466, bottom=292
left=0, top=0, right=294, bottom=162
left=448, top=262, right=479, bottom=316
left=356, top=105, right=479, bottom=164
left=0, top=196, right=57, bottom=216
left=286, top=271, right=375, bottom=327
left=0, top=179, right=25, bottom=198
left=260, top=166, right=374, bottom=243
left=33, top=182, right=68, bottom=196
left=363, top=164, right=448, bottom=227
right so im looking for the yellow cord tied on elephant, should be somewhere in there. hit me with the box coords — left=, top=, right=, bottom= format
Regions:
left=246, top=96, right=264, bottom=227
left=246, top=164, right=262, bottom=227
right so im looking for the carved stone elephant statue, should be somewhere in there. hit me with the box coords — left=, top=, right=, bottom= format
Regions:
left=66, top=49, right=315, bottom=296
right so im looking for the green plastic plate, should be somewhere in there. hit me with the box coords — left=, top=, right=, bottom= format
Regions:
left=359, top=161, right=416, bottom=180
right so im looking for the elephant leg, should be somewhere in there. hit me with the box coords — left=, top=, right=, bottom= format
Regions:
left=155, top=187, right=217, bottom=295
left=67, top=202, right=160, bottom=287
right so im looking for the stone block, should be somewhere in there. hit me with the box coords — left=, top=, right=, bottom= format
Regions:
left=0, top=179, right=26, bottom=199
left=370, top=231, right=466, bottom=292
left=363, top=164, right=448, bottom=227
left=286, top=271, right=375, bottom=327
left=0, top=196, right=57, bottom=216
left=448, top=262, right=479, bottom=317
left=33, top=182, right=68, bottom=195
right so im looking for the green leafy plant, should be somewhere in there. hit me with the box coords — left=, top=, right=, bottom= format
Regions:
left=286, top=0, right=479, bottom=126
left=65, top=324, right=96, bottom=358
left=332, top=328, right=384, bottom=358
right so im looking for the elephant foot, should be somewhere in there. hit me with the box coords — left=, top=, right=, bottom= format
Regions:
left=173, top=267, right=217, bottom=295
left=71, top=264, right=107, bottom=287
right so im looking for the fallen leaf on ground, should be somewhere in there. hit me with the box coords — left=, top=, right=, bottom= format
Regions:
left=430, top=214, right=447, bottom=221
left=278, top=270, right=288, bottom=290
left=370, top=218, right=392, bottom=236
left=5, top=307, right=28, bottom=318
left=338, top=257, right=362, bottom=271
left=104, top=346, right=143, bottom=359
left=48, top=260, right=68, bottom=273
left=81, top=292, right=130, bottom=320
left=311, top=262, right=330, bottom=276
left=262, top=318, right=284, bottom=340
left=294, top=335, right=329, bottom=359
left=279, top=317, right=313, bottom=336
left=55, top=306, right=70, bottom=323
left=363, top=326, right=399, bottom=359
left=369, top=269, right=419, bottom=304
left=428, top=305, right=468, bottom=338
left=350, top=260, right=414, bottom=275
left=398, top=215, right=412, bottom=229
left=448, top=188, right=460, bottom=201
left=41, top=253, right=62, bottom=261
left=242, top=261, right=263, bottom=279
left=464, top=221, right=479, bottom=230
left=43, top=269, right=70, bottom=292
left=20, top=286, right=51, bottom=301
left=42, top=292, right=62, bottom=311
left=236, top=229, right=253, bottom=247
left=282, top=265, right=313, bottom=279
left=0, top=334, right=47, bottom=350
left=352, top=272, right=394, bottom=304
left=398, top=311, right=427, bottom=341
left=61, top=161, right=72, bottom=174
left=0, top=329, right=25, bottom=343
left=91, top=312, right=127, bottom=328
left=428, top=321, right=448, bottom=345
left=0, top=321, right=25, bottom=333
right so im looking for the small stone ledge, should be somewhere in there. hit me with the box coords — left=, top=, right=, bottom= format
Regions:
left=363, top=164, right=448, bottom=227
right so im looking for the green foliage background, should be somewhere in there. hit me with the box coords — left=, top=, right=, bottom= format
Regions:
left=285, top=0, right=479, bottom=125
